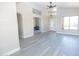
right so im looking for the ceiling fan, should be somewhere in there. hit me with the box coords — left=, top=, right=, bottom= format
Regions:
left=47, top=2, right=56, bottom=8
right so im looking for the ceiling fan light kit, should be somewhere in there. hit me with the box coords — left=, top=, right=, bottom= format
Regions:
left=47, top=2, right=56, bottom=17
left=48, top=2, right=56, bottom=8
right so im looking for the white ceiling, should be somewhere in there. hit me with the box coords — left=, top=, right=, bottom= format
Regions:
left=56, top=2, right=79, bottom=7
left=32, top=2, right=79, bottom=8
left=17, top=2, right=79, bottom=8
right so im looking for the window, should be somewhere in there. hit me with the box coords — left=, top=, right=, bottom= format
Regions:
left=64, top=17, right=70, bottom=30
left=63, top=16, right=78, bottom=30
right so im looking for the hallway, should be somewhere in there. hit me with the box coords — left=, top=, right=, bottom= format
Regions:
left=11, top=31, right=79, bottom=56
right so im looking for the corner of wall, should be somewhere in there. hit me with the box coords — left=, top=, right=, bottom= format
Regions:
left=21, top=33, right=34, bottom=38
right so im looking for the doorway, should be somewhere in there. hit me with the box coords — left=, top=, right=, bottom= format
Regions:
left=34, top=17, right=41, bottom=34
left=17, top=13, right=23, bottom=39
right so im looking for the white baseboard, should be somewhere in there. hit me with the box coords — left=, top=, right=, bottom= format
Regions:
left=22, top=34, right=33, bottom=38
left=2, top=47, right=20, bottom=56
left=56, top=31, right=79, bottom=36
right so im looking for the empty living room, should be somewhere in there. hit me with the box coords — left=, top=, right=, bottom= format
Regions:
left=1, top=0, right=79, bottom=58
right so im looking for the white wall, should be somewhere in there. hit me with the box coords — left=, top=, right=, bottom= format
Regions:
left=49, top=16, right=57, bottom=31
left=16, top=2, right=50, bottom=38
left=32, top=2, right=50, bottom=32
left=56, top=7, right=79, bottom=35
left=0, top=2, right=20, bottom=55
left=41, top=7, right=50, bottom=32
left=16, top=3, right=34, bottom=38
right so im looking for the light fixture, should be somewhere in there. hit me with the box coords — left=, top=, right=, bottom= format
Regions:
left=47, top=2, right=56, bottom=8
left=47, top=2, right=56, bottom=17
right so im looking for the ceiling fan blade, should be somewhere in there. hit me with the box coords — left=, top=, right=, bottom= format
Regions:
left=46, top=2, right=56, bottom=9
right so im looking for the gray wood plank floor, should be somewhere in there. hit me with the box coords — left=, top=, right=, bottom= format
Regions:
left=11, top=31, right=79, bottom=56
